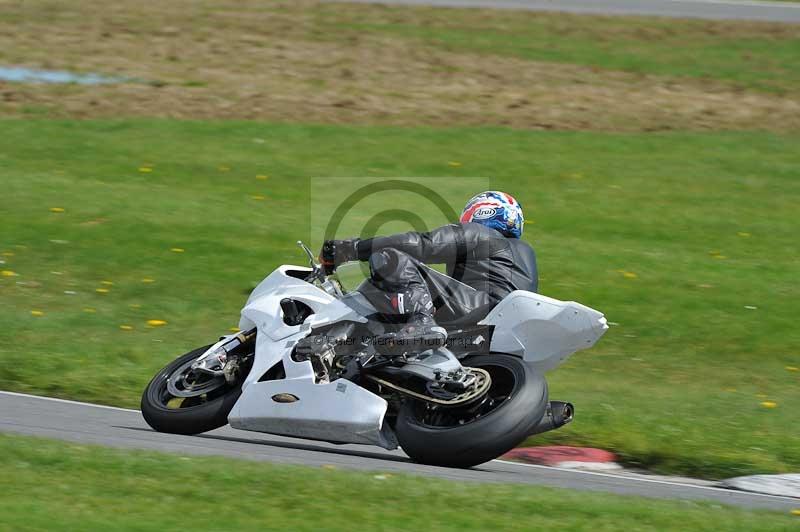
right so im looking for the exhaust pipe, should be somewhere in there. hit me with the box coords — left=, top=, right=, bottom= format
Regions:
left=528, top=401, right=574, bottom=436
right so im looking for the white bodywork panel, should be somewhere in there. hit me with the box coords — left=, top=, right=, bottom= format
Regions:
left=229, top=379, right=392, bottom=448
left=225, top=265, right=606, bottom=448
left=228, top=265, right=394, bottom=448
left=479, top=290, right=608, bottom=372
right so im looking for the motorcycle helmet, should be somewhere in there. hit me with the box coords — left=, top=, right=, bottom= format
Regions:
left=459, top=191, right=524, bottom=238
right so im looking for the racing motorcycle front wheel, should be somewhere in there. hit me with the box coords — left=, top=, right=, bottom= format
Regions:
left=395, top=354, right=548, bottom=468
left=141, top=345, right=251, bottom=435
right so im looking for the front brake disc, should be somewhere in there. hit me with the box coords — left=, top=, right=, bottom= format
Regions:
left=166, top=358, right=226, bottom=398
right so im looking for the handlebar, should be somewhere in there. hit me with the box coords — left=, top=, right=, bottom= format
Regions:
left=297, top=240, right=343, bottom=298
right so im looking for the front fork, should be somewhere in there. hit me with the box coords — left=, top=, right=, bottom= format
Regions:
left=191, top=328, right=257, bottom=383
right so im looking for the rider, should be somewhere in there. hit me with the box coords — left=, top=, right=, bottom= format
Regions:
left=320, top=191, right=537, bottom=349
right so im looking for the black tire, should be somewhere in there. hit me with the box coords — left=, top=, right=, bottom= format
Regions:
left=141, top=345, right=245, bottom=435
left=395, top=354, right=547, bottom=468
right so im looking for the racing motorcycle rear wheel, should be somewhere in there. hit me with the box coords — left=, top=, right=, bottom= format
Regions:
left=141, top=345, right=250, bottom=435
left=395, top=354, right=547, bottom=468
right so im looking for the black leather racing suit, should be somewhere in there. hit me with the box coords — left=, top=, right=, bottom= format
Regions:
left=353, top=222, right=538, bottom=324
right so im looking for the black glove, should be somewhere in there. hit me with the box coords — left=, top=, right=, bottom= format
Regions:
left=319, top=239, right=360, bottom=274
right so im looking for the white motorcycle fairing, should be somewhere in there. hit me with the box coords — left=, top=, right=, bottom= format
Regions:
left=223, top=264, right=607, bottom=449
left=479, top=290, right=608, bottom=372
left=227, top=265, right=395, bottom=448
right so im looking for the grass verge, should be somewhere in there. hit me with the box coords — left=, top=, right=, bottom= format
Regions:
left=338, top=3, right=800, bottom=93
left=1, top=0, right=799, bottom=130
left=1, top=433, right=797, bottom=531
left=1, top=119, right=799, bottom=479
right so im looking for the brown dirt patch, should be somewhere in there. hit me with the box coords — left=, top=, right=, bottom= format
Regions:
left=1, top=0, right=798, bottom=131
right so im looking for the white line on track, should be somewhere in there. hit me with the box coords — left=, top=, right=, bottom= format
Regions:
left=2, top=390, right=797, bottom=503
left=492, top=459, right=799, bottom=502
left=0, top=390, right=141, bottom=413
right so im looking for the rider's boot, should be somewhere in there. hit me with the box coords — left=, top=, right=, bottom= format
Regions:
left=377, top=312, right=447, bottom=356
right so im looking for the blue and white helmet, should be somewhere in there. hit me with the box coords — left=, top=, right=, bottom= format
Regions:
left=460, top=191, right=524, bottom=238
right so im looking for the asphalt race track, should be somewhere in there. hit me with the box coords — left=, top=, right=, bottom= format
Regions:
left=329, top=0, right=800, bottom=23
left=2, top=392, right=797, bottom=511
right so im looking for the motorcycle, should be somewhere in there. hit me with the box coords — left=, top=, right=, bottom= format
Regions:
left=142, top=242, right=608, bottom=468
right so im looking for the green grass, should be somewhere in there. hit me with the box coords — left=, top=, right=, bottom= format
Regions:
left=1, top=433, right=797, bottom=531
left=318, top=4, right=800, bottom=94
left=1, top=119, right=799, bottom=479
